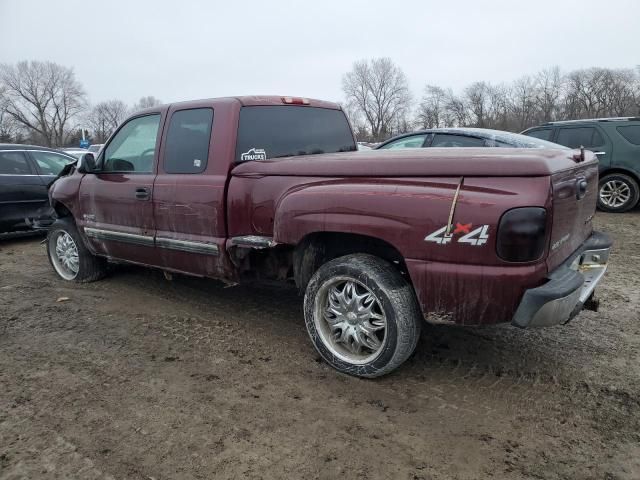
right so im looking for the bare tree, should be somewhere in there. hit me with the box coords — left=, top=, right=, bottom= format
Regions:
left=86, top=99, right=128, bottom=142
left=486, top=84, right=510, bottom=130
left=341, top=101, right=370, bottom=141
left=132, top=95, right=162, bottom=111
left=413, top=65, right=639, bottom=133
left=533, top=67, right=562, bottom=123
left=465, top=82, right=492, bottom=127
left=444, top=90, right=469, bottom=127
left=0, top=86, right=23, bottom=142
left=509, top=75, right=537, bottom=131
left=416, top=85, right=448, bottom=129
left=0, top=61, right=86, bottom=147
left=342, top=58, right=411, bottom=141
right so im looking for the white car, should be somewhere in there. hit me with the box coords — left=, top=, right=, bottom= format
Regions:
left=60, top=148, right=88, bottom=159
left=88, top=144, right=104, bottom=155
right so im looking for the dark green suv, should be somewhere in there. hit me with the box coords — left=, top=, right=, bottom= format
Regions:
left=523, top=117, right=640, bottom=213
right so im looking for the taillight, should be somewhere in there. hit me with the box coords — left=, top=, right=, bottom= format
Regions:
left=281, top=96, right=310, bottom=105
left=496, top=207, right=547, bottom=262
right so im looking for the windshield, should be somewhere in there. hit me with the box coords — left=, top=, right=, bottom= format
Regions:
left=236, top=106, right=356, bottom=162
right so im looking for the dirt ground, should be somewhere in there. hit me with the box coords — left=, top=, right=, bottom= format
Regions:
left=1, top=212, right=639, bottom=480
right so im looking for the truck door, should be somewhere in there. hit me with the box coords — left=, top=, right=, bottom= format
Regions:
left=153, top=105, right=232, bottom=278
left=78, top=113, right=163, bottom=265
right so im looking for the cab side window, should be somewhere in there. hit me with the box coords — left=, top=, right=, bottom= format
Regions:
left=556, top=127, right=604, bottom=149
left=164, top=108, right=213, bottom=174
left=0, top=151, right=32, bottom=174
left=103, top=114, right=161, bottom=173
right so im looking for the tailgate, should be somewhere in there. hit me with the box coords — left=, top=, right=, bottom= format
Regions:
left=547, top=161, right=599, bottom=271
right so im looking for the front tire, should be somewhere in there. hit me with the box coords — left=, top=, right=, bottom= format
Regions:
left=47, top=218, right=107, bottom=282
left=304, top=254, right=422, bottom=378
left=598, top=173, right=640, bottom=213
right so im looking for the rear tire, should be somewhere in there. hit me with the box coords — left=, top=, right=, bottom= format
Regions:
left=597, top=173, right=639, bottom=213
left=304, top=254, right=422, bottom=378
left=47, top=218, right=107, bottom=282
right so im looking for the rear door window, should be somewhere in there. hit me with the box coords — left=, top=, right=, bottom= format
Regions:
left=236, top=106, right=356, bottom=162
left=0, top=151, right=32, bottom=174
left=556, top=127, right=604, bottom=149
left=164, top=108, right=213, bottom=173
left=616, top=125, right=640, bottom=145
left=524, top=128, right=552, bottom=141
left=379, top=135, right=428, bottom=149
left=431, top=134, right=486, bottom=147
left=30, top=151, right=73, bottom=175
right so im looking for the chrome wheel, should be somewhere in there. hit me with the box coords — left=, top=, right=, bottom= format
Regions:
left=314, top=277, right=387, bottom=365
left=50, top=231, right=79, bottom=280
left=600, top=180, right=631, bottom=208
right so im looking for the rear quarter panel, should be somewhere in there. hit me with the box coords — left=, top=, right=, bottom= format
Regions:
left=228, top=175, right=551, bottom=264
left=227, top=174, right=553, bottom=325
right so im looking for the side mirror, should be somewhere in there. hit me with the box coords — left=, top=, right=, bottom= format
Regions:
left=77, top=152, right=97, bottom=173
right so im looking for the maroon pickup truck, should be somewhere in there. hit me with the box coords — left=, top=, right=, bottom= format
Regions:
left=47, top=96, right=612, bottom=377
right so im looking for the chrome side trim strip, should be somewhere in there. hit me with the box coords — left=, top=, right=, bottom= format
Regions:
left=230, top=235, right=277, bottom=249
left=156, top=237, right=219, bottom=255
left=83, top=227, right=219, bottom=255
left=84, top=227, right=154, bottom=246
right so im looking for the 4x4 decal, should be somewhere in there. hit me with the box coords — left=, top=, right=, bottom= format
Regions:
left=425, top=223, right=490, bottom=246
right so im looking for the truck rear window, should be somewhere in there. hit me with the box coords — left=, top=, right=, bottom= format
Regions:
left=236, top=106, right=356, bottom=162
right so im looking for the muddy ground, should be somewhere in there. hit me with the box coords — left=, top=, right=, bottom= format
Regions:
left=1, top=212, right=639, bottom=480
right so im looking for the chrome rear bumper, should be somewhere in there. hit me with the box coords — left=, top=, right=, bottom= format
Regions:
left=512, top=231, right=612, bottom=328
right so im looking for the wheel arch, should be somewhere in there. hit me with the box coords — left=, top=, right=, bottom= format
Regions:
left=292, top=231, right=410, bottom=291
left=599, top=167, right=640, bottom=186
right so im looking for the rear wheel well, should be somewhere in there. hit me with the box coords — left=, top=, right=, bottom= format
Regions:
left=600, top=168, right=640, bottom=186
left=293, top=232, right=408, bottom=291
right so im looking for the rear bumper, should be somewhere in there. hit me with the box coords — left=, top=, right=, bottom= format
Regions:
left=512, top=231, right=612, bottom=328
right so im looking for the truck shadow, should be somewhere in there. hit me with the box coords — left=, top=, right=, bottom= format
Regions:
left=109, top=263, right=612, bottom=388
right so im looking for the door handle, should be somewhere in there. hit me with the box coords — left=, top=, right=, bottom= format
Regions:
left=135, top=187, right=151, bottom=200
left=594, top=151, right=606, bottom=156
left=576, top=178, right=588, bottom=200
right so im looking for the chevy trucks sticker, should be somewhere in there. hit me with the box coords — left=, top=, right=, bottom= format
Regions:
left=425, top=223, right=490, bottom=246
left=241, top=148, right=267, bottom=161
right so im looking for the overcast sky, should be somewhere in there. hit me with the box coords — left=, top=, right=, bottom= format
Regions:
left=1, top=0, right=638, bottom=106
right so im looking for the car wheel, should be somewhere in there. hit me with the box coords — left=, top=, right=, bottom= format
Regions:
left=598, top=173, right=640, bottom=213
left=47, top=218, right=107, bottom=282
left=304, top=254, right=421, bottom=378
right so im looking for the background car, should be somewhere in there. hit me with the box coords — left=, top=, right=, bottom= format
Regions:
left=60, top=147, right=89, bottom=159
left=0, top=144, right=76, bottom=233
left=523, top=117, right=640, bottom=212
left=88, top=144, right=104, bottom=155
left=376, top=128, right=567, bottom=150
